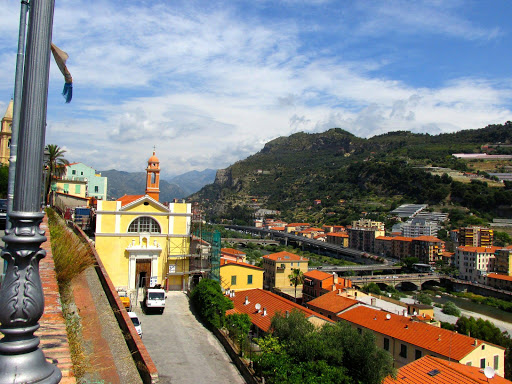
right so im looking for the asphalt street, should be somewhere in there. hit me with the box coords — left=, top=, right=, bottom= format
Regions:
left=134, top=291, right=246, bottom=384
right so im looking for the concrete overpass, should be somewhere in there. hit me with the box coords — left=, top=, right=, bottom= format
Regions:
left=222, top=238, right=280, bottom=246
left=224, top=225, right=387, bottom=265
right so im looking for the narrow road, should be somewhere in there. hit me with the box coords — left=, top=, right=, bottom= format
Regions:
left=135, top=291, right=246, bottom=384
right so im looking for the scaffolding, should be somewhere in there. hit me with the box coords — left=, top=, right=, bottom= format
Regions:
left=193, top=229, right=221, bottom=282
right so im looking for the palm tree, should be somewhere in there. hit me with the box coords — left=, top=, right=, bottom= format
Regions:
left=288, top=268, right=304, bottom=302
left=45, top=144, right=69, bottom=205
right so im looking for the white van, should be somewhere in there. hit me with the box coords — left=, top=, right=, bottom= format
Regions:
left=143, top=287, right=166, bottom=314
left=128, top=311, right=142, bottom=338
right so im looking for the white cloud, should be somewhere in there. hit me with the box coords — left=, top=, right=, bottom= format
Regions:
left=1, top=0, right=511, bottom=179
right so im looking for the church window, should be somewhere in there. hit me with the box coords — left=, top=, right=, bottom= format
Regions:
left=128, top=216, right=161, bottom=233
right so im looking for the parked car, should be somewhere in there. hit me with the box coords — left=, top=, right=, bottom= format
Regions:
left=127, top=312, right=142, bottom=338
left=118, top=290, right=131, bottom=311
left=0, top=199, right=7, bottom=229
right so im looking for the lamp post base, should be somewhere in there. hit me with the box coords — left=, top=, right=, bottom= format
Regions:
left=0, top=344, right=61, bottom=384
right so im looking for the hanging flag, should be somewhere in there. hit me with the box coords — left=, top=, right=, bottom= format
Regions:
left=50, top=43, right=73, bottom=103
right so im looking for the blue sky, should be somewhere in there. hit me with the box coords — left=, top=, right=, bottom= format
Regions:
left=1, top=0, right=511, bottom=178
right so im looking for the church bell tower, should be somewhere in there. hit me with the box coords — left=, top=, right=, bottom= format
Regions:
left=145, top=150, right=160, bottom=201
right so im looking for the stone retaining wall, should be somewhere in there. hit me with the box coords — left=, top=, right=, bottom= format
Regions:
left=39, top=215, right=76, bottom=383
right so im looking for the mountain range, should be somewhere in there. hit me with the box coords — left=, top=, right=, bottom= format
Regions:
left=190, top=122, right=512, bottom=226
left=101, top=168, right=216, bottom=201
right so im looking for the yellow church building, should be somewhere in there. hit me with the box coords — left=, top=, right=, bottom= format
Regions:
left=0, top=99, right=13, bottom=165
left=95, top=151, right=192, bottom=292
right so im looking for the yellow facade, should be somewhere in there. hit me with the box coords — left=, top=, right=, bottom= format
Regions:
left=220, top=263, right=263, bottom=292
left=263, top=252, right=309, bottom=290
left=0, top=100, right=13, bottom=165
left=53, top=179, right=87, bottom=198
left=95, top=196, right=192, bottom=292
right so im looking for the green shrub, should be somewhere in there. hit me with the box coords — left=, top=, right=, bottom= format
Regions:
left=416, top=293, right=433, bottom=305
left=190, top=278, right=233, bottom=328
left=442, top=301, right=461, bottom=316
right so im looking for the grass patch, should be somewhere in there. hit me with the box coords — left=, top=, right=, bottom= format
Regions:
left=46, top=208, right=95, bottom=379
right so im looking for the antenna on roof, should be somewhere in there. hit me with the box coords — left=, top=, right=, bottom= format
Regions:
left=385, top=314, right=391, bottom=320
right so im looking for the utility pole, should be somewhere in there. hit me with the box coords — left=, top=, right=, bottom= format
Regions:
left=0, top=0, right=61, bottom=382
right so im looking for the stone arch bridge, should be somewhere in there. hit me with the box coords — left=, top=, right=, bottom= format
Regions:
left=348, top=273, right=442, bottom=291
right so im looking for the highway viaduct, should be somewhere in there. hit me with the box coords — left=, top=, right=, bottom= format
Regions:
left=224, top=224, right=388, bottom=266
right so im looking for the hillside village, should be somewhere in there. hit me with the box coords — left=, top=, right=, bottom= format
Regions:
left=11, top=147, right=511, bottom=383
left=3, top=103, right=512, bottom=382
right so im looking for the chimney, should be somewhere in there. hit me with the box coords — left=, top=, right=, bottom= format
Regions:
left=474, top=339, right=478, bottom=346
left=333, top=272, right=338, bottom=284
left=338, top=289, right=342, bottom=295
left=403, top=309, right=407, bottom=316
left=285, top=310, right=290, bottom=318
left=263, top=308, right=267, bottom=316
left=244, top=296, right=249, bottom=305
left=371, top=298, right=376, bottom=306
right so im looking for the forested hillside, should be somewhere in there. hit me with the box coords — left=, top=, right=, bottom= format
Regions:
left=190, top=122, right=512, bottom=225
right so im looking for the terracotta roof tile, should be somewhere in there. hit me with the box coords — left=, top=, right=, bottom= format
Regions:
left=228, top=289, right=332, bottom=332
left=337, top=306, right=501, bottom=360
left=487, top=273, right=512, bottom=282
left=220, top=259, right=263, bottom=270
left=221, top=248, right=246, bottom=255
left=383, top=355, right=511, bottom=384
left=116, top=194, right=144, bottom=206
left=307, top=290, right=359, bottom=314
left=326, top=232, right=349, bottom=238
left=376, top=236, right=394, bottom=241
left=457, top=246, right=501, bottom=253
left=413, top=236, right=443, bottom=242
left=304, top=270, right=334, bottom=281
left=392, top=236, right=414, bottom=242
left=286, top=223, right=310, bottom=227
left=263, top=251, right=308, bottom=262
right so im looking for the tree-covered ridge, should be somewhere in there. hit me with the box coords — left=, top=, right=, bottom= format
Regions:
left=191, top=122, right=512, bottom=224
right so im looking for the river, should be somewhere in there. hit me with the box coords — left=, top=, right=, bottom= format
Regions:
left=403, top=293, right=512, bottom=335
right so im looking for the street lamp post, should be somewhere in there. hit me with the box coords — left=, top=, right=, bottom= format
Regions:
left=0, top=0, right=61, bottom=382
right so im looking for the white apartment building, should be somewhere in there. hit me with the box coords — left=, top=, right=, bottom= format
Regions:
left=455, top=246, right=500, bottom=282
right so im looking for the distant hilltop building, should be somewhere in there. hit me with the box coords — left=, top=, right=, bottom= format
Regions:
left=453, top=153, right=512, bottom=160
left=391, top=204, right=428, bottom=218
left=0, top=99, right=13, bottom=165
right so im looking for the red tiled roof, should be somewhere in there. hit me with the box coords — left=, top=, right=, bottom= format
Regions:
left=307, top=290, right=359, bottom=314
left=326, top=232, right=348, bottom=238
left=117, top=194, right=144, bottom=206
left=376, top=236, right=393, bottom=241
left=304, top=270, right=334, bottom=281
left=221, top=248, right=246, bottom=255
left=487, top=273, right=512, bottom=282
left=383, top=355, right=511, bottom=384
left=220, top=258, right=263, bottom=270
left=413, top=236, right=443, bottom=242
left=441, top=251, right=454, bottom=257
left=286, top=223, right=310, bottom=227
left=337, top=306, right=501, bottom=360
left=457, top=246, right=501, bottom=253
left=228, top=289, right=332, bottom=332
left=269, top=226, right=285, bottom=230
left=263, top=251, right=308, bottom=262
left=392, top=236, right=414, bottom=242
